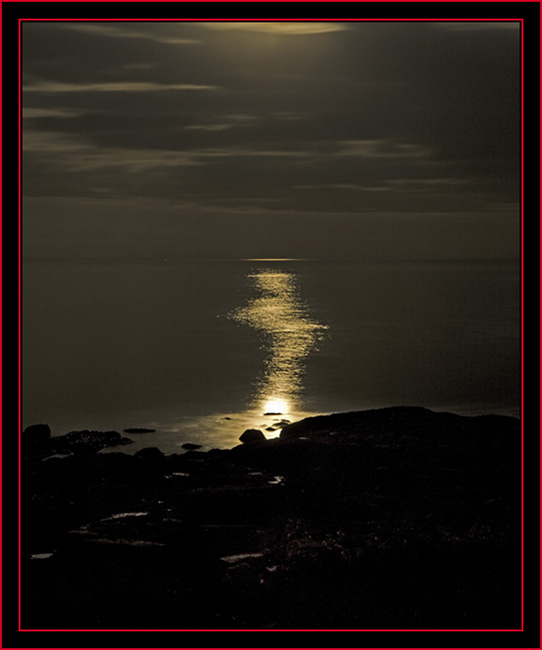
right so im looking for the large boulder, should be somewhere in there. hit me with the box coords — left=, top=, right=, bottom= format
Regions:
left=22, top=424, right=51, bottom=457
left=134, top=447, right=166, bottom=461
left=239, top=429, right=266, bottom=444
left=51, top=430, right=133, bottom=455
left=279, top=406, right=519, bottom=444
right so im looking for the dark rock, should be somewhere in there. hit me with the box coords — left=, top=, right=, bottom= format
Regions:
left=279, top=406, right=519, bottom=443
left=134, top=447, right=165, bottom=461
left=24, top=423, right=51, bottom=443
left=240, top=429, right=266, bottom=444
left=123, top=428, right=156, bottom=434
left=51, top=430, right=133, bottom=455
left=183, top=450, right=206, bottom=459
left=272, top=420, right=291, bottom=427
left=20, top=406, right=521, bottom=631
left=22, top=424, right=51, bottom=456
left=182, top=443, right=202, bottom=450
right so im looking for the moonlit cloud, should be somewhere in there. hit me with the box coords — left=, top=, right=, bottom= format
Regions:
left=68, top=148, right=202, bottom=172
left=336, top=140, right=432, bottom=159
left=195, top=147, right=311, bottom=159
left=184, top=124, right=234, bottom=132
left=198, top=21, right=348, bottom=35
left=63, top=22, right=201, bottom=44
left=294, top=177, right=470, bottom=193
left=225, top=114, right=258, bottom=123
left=23, top=131, right=313, bottom=173
left=23, top=107, right=82, bottom=119
left=272, top=111, right=309, bottom=121
left=432, top=21, right=520, bottom=31
left=24, top=80, right=220, bottom=93
left=388, top=177, right=470, bottom=188
left=20, top=19, right=521, bottom=259
left=23, top=131, right=201, bottom=171
left=23, top=130, right=88, bottom=153
left=295, top=183, right=388, bottom=192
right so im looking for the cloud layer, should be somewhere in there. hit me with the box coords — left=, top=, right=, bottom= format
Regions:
left=21, top=19, right=520, bottom=259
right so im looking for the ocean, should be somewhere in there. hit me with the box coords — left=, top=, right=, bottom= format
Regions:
left=22, top=258, right=520, bottom=454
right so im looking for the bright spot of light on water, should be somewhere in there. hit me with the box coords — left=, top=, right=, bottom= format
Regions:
left=264, top=398, right=289, bottom=414
left=228, top=267, right=328, bottom=413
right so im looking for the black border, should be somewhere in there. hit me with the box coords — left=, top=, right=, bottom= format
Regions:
left=4, top=2, right=540, bottom=648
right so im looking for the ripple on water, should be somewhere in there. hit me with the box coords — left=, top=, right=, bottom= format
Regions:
left=228, top=268, right=328, bottom=415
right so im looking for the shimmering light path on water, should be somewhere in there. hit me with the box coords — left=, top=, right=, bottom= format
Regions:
left=23, top=259, right=519, bottom=454
left=229, top=268, right=328, bottom=416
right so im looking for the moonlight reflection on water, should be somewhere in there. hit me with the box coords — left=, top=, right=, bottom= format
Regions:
left=229, top=268, right=329, bottom=414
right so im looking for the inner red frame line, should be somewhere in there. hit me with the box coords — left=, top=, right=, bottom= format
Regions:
left=16, top=15, right=526, bottom=636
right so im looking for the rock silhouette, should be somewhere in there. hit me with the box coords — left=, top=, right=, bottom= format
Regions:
left=239, top=428, right=266, bottom=444
left=20, top=407, right=521, bottom=630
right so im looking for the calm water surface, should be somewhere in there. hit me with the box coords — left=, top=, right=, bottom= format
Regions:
left=22, top=259, right=520, bottom=453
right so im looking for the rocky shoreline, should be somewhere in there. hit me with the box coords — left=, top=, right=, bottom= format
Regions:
left=20, top=406, right=521, bottom=630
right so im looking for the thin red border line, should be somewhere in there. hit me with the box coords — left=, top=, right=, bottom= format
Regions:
left=15, top=14, right=526, bottom=637
left=17, top=17, right=525, bottom=21
left=15, top=628, right=523, bottom=632
left=6, top=0, right=532, bottom=2
left=520, top=15, right=525, bottom=636
left=17, top=15, right=525, bottom=635
left=17, top=13, right=23, bottom=637
left=0, top=0, right=3, bottom=641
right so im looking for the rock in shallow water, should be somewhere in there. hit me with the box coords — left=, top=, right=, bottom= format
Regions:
left=239, top=429, right=266, bottom=444
left=22, top=424, right=51, bottom=456
left=23, top=427, right=133, bottom=457
left=58, top=430, right=133, bottom=455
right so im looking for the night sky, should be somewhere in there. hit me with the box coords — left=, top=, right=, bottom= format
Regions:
left=22, top=20, right=520, bottom=260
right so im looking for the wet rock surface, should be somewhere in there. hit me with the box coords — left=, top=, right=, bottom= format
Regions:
left=20, top=407, right=521, bottom=630
left=23, top=427, right=133, bottom=458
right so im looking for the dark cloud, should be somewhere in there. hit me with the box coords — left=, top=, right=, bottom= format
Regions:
left=21, top=20, right=520, bottom=259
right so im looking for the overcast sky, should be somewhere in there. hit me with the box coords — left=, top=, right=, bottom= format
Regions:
left=22, top=20, right=521, bottom=260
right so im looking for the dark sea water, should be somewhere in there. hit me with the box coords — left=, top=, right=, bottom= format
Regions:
left=22, top=258, right=520, bottom=453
